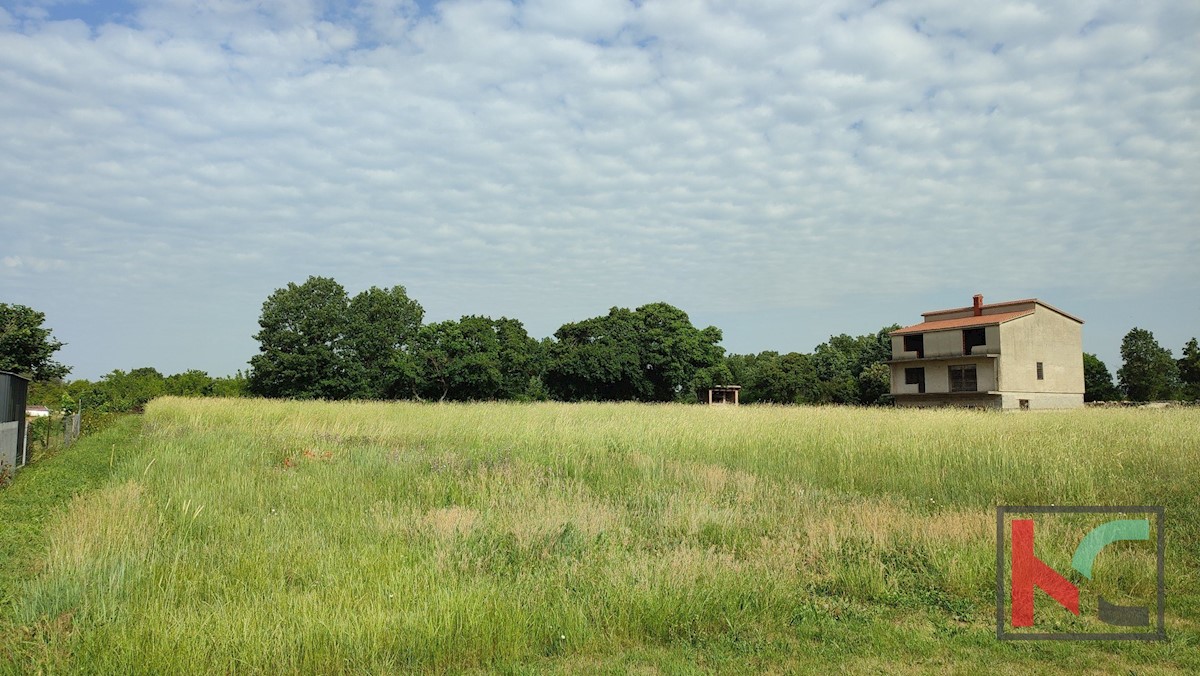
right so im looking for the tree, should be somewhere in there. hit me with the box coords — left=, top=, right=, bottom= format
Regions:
left=211, top=372, right=249, bottom=398
left=809, top=325, right=899, bottom=405
left=248, top=276, right=354, bottom=399
left=545, top=303, right=727, bottom=402
left=1178, top=338, right=1200, bottom=402
left=343, top=285, right=424, bottom=399
left=743, top=351, right=821, bottom=404
left=857, top=362, right=891, bottom=405
left=1082, top=353, right=1120, bottom=402
left=413, top=316, right=532, bottom=401
left=1117, top=328, right=1180, bottom=402
left=492, top=317, right=544, bottom=399
left=636, top=302, right=728, bottom=401
left=0, top=303, right=70, bottom=381
left=165, top=370, right=215, bottom=397
left=545, top=308, right=651, bottom=401
left=83, top=367, right=167, bottom=412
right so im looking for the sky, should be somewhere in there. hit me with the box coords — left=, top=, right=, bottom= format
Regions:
left=1, top=0, right=1197, bottom=381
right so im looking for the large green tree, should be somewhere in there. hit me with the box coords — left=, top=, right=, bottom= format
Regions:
left=248, top=276, right=354, bottom=399
left=737, top=351, right=821, bottom=404
left=343, top=285, right=424, bottom=399
left=545, top=308, right=651, bottom=401
left=1083, top=353, right=1120, bottom=402
left=545, top=303, right=727, bottom=402
left=1178, top=338, right=1200, bottom=402
left=412, top=316, right=539, bottom=401
left=1117, top=328, right=1180, bottom=401
left=0, top=303, right=70, bottom=380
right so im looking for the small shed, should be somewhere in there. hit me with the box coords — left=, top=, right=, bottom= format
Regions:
left=704, top=385, right=741, bottom=405
left=1, top=371, right=31, bottom=471
left=25, top=405, right=50, bottom=418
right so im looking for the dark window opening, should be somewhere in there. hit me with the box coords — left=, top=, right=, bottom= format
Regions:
left=1019, top=399, right=1030, bottom=410
left=903, top=334, right=924, bottom=358
left=905, top=367, right=926, bottom=394
left=1036, top=362, right=1044, bottom=380
left=949, top=365, right=978, bottom=392
left=962, top=328, right=986, bottom=355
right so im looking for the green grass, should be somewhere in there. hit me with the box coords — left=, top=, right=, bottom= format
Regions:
left=2, top=399, right=1198, bottom=673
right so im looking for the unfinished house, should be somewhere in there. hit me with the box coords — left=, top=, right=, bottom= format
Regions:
left=888, top=295, right=1084, bottom=409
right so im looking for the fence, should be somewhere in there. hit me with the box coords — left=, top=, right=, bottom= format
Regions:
left=63, top=411, right=82, bottom=446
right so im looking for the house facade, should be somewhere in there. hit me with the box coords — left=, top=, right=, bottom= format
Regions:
left=888, top=295, right=1084, bottom=409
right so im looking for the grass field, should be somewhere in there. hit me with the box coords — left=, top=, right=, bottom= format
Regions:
left=2, top=398, right=1198, bottom=673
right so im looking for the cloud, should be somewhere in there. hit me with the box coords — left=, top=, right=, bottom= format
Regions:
left=0, top=0, right=1197, bottom=377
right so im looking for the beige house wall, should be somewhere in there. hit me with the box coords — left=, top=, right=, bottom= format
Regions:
left=997, top=312, right=1083, bottom=395
left=894, top=393, right=1001, bottom=409
left=890, top=358, right=996, bottom=396
left=997, top=392, right=1085, bottom=409
left=891, top=326, right=1000, bottom=360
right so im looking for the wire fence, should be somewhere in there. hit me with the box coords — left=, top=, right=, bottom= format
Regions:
left=63, top=411, right=82, bottom=446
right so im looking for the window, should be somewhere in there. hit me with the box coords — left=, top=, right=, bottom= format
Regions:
left=903, top=334, right=924, bottom=358
left=1019, top=399, right=1030, bottom=410
left=949, top=365, right=978, bottom=392
left=962, top=328, right=986, bottom=355
left=1036, top=362, right=1044, bottom=380
left=905, top=367, right=926, bottom=393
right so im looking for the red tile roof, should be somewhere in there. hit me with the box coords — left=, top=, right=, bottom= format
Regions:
left=922, top=298, right=1037, bottom=318
left=890, top=309, right=1034, bottom=335
left=922, top=298, right=1083, bottom=323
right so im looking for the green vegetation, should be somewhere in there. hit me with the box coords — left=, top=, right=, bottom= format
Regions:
left=28, top=367, right=248, bottom=413
left=2, top=399, right=1197, bottom=672
left=0, top=303, right=69, bottom=381
left=0, top=417, right=135, bottom=606
left=1119, top=328, right=1184, bottom=402
left=1084, top=352, right=1121, bottom=402
left=726, top=328, right=899, bottom=405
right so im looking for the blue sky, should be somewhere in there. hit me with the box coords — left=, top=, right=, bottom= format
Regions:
left=1, top=0, right=1197, bottom=380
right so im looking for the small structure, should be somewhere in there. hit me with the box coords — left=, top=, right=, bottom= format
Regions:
left=888, top=294, right=1084, bottom=409
left=1, top=371, right=31, bottom=471
left=704, top=385, right=741, bottom=405
left=25, top=405, right=50, bottom=418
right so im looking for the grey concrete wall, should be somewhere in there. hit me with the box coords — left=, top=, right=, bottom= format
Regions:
left=893, top=394, right=1002, bottom=409
left=998, top=392, right=1085, bottom=410
left=997, top=311, right=1084, bottom=397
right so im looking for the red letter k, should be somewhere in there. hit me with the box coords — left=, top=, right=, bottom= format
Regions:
left=1011, top=519, right=1080, bottom=627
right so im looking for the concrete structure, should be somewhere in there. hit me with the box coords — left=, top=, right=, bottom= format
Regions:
left=1, top=371, right=31, bottom=471
left=704, top=385, right=741, bottom=405
left=888, top=295, right=1084, bottom=409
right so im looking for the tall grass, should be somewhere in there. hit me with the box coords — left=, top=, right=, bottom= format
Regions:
left=3, top=399, right=1197, bottom=673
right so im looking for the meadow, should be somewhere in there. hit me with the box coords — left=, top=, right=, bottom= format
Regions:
left=1, top=398, right=1197, bottom=673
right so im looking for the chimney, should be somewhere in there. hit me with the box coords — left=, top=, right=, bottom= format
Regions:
left=973, top=294, right=983, bottom=316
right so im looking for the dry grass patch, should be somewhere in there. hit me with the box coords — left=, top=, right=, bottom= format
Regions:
left=424, top=506, right=481, bottom=539
left=45, top=480, right=156, bottom=573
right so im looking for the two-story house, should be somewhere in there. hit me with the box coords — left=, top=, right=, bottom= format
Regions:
left=888, top=295, right=1084, bottom=409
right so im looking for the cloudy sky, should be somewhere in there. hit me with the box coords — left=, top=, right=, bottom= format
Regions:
left=1, top=0, right=1197, bottom=380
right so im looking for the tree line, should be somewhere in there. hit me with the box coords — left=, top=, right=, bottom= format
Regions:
left=4, top=295, right=1198, bottom=412
left=241, top=280, right=1200, bottom=405
left=245, top=277, right=734, bottom=403
left=1084, top=329, right=1200, bottom=402
left=27, top=368, right=248, bottom=414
